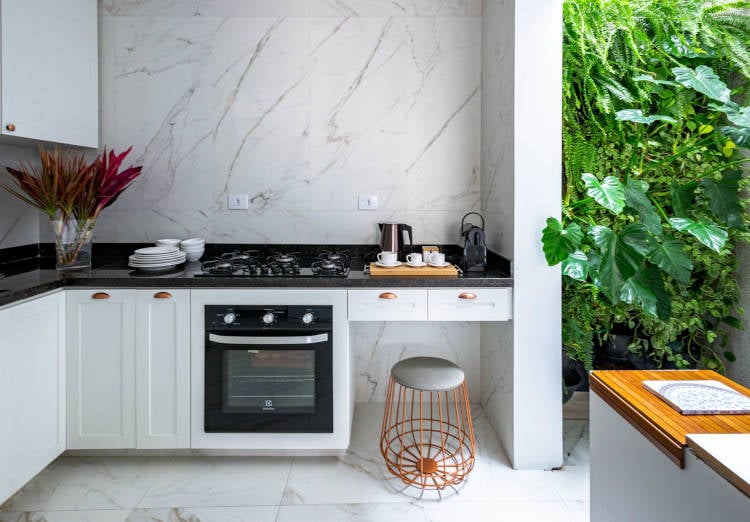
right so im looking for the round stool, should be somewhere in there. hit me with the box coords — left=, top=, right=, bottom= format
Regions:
left=379, top=356, right=476, bottom=493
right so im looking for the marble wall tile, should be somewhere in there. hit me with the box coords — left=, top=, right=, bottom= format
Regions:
left=211, top=209, right=309, bottom=243
left=307, top=210, right=405, bottom=244
left=405, top=17, right=481, bottom=211
left=480, top=321, right=514, bottom=459
left=306, top=0, right=477, bottom=17
left=208, top=0, right=311, bottom=17
left=309, top=17, right=406, bottom=212
left=211, top=17, right=310, bottom=214
left=90, top=210, right=212, bottom=242
left=351, top=321, right=480, bottom=402
left=0, top=144, right=43, bottom=249
left=99, top=0, right=207, bottom=17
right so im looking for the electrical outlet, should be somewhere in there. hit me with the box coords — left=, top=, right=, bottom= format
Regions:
left=358, top=194, right=378, bottom=210
left=227, top=194, right=249, bottom=210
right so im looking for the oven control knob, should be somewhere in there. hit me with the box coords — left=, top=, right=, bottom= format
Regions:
left=302, top=312, right=314, bottom=325
left=223, top=312, right=236, bottom=324
left=262, top=312, right=275, bottom=325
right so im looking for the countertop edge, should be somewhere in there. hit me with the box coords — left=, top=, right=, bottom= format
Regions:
left=687, top=434, right=750, bottom=500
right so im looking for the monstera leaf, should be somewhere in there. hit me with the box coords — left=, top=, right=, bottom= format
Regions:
left=624, top=179, right=662, bottom=235
left=562, top=250, right=588, bottom=281
left=669, top=217, right=728, bottom=252
left=619, top=265, right=671, bottom=320
left=701, top=170, right=745, bottom=230
left=672, top=65, right=731, bottom=103
left=582, top=173, right=626, bottom=214
left=646, top=238, right=693, bottom=284
left=589, top=225, right=645, bottom=302
left=541, top=218, right=583, bottom=265
left=710, top=101, right=750, bottom=127
left=615, top=109, right=677, bottom=125
left=719, top=126, right=750, bottom=147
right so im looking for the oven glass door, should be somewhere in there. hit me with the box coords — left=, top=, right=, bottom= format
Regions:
left=205, top=331, right=333, bottom=433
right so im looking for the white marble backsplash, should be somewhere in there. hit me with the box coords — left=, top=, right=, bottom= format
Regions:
left=0, top=144, right=42, bottom=249
left=83, top=1, right=483, bottom=245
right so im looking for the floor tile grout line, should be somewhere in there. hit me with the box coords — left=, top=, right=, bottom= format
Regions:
left=132, top=455, right=176, bottom=510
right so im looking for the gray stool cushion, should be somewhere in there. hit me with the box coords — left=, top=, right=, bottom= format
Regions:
left=390, top=356, right=465, bottom=392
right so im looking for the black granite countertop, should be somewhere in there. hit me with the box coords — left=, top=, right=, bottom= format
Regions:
left=0, top=243, right=512, bottom=307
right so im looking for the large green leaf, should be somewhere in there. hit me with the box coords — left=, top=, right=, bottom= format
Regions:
left=672, top=65, right=731, bottom=103
left=633, top=74, right=680, bottom=86
left=670, top=182, right=696, bottom=218
left=541, top=218, right=584, bottom=265
left=669, top=217, right=729, bottom=252
left=624, top=179, right=662, bottom=236
left=589, top=225, right=645, bottom=302
left=646, top=238, right=693, bottom=284
left=615, top=109, right=677, bottom=125
left=562, top=250, right=589, bottom=281
left=701, top=170, right=745, bottom=230
left=719, top=126, right=750, bottom=148
left=710, top=101, right=750, bottom=127
left=619, top=265, right=671, bottom=320
left=582, top=173, right=626, bottom=214
left=620, top=223, right=652, bottom=256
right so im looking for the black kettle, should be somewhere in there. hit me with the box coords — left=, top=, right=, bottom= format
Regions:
left=461, top=212, right=487, bottom=272
left=378, top=223, right=413, bottom=261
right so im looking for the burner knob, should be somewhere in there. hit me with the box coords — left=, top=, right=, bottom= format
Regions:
left=223, top=312, right=236, bottom=324
left=302, top=312, right=314, bottom=325
left=262, top=312, right=275, bottom=325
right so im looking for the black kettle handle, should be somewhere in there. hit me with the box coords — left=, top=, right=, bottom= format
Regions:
left=401, top=224, right=413, bottom=250
left=461, top=212, right=484, bottom=233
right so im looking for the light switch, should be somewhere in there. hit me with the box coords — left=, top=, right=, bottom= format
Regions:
left=227, top=194, right=249, bottom=210
left=358, top=194, right=378, bottom=210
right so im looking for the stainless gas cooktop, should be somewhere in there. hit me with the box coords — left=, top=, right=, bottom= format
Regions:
left=195, top=250, right=351, bottom=278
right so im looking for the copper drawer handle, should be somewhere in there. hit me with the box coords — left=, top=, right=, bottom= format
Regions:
left=153, top=291, right=173, bottom=299
left=379, top=292, right=397, bottom=300
left=5, top=123, right=15, bottom=132
left=91, top=292, right=110, bottom=299
left=458, top=292, right=477, bottom=300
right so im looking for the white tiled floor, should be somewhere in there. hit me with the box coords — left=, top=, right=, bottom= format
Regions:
left=0, top=405, right=589, bottom=522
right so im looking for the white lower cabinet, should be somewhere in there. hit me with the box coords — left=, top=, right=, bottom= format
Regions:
left=66, top=289, right=136, bottom=449
left=135, top=290, right=190, bottom=449
left=66, top=289, right=190, bottom=450
left=0, top=292, right=66, bottom=504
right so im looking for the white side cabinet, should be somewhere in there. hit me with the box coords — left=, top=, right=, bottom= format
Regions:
left=0, top=292, right=66, bottom=504
left=0, top=0, right=98, bottom=147
left=135, top=290, right=190, bottom=449
left=66, top=289, right=136, bottom=449
left=348, top=289, right=428, bottom=321
left=66, top=289, right=190, bottom=450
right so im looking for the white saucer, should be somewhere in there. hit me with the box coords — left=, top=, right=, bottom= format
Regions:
left=428, top=261, right=451, bottom=268
left=406, top=261, right=427, bottom=268
left=375, top=261, right=402, bottom=268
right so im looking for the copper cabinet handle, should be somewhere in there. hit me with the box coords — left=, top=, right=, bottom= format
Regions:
left=153, top=291, right=173, bottom=299
left=91, top=292, right=110, bottom=299
left=5, top=123, right=15, bottom=132
left=379, top=292, right=397, bottom=300
left=458, top=292, right=477, bottom=300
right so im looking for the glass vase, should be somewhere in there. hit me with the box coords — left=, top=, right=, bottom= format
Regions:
left=51, top=213, right=95, bottom=272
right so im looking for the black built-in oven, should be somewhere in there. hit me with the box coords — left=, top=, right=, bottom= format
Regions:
left=204, top=305, right=333, bottom=433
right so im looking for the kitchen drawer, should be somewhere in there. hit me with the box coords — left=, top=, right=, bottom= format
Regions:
left=348, top=289, right=427, bottom=321
left=428, top=288, right=512, bottom=321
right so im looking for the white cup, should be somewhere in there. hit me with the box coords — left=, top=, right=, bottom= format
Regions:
left=406, top=253, right=423, bottom=265
left=377, top=251, right=398, bottom=265
left=430, top=252, right=446, bottom=265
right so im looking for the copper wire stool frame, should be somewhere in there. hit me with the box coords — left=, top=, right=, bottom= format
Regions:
left=380, top=376, right=476, bottom=495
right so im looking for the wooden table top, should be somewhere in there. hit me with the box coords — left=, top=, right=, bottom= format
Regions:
left=590, top=370, right=750, bottom=467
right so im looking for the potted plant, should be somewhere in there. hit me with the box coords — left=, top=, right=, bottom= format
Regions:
left=545, top=65, right=750, bottom=374
left=3, top=147, right=142, bottom=271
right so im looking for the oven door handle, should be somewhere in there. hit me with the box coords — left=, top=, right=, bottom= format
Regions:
left=207, top=333, right=329, bottom=345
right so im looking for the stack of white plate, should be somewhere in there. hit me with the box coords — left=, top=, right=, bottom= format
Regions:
left=128, top=246, right=186, bottom=271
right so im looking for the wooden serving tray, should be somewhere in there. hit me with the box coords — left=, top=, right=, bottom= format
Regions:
left=369, top=262, right=458, bottom=277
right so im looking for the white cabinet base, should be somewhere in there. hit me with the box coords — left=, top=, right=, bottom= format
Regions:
left=591, top=392, right=750, bottom=522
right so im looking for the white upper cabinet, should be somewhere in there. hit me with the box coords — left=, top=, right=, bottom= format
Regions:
left=0, top=0, right=98, bottom=147
left=0, top=307, right=11, bottom=503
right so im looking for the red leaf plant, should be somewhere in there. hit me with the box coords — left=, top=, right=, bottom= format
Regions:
left=3, top=146, right=142, bottom=266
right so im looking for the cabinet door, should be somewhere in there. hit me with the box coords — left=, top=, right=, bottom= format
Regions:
left=67, top=290, right=136, bottom=449
left=0, top=0, right=98, bottom=147
left=347, top=289, right=428, bottom=321
left=428, top=288, right=512, bottom=321
left=5, top=293, right=66, bottom=494
left=135, top=290, right=190, bottom=449
left=0, top=307, right=11, bottom=503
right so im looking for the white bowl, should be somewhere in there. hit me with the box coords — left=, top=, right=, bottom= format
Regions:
left=185, top=250, right=204, bottom=262
left=180, top=238, right=205, bottom=248
left=155, top=238, right=181, bottom=247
